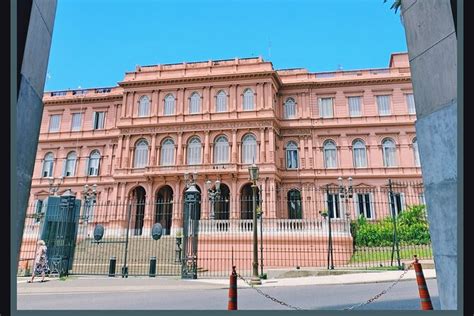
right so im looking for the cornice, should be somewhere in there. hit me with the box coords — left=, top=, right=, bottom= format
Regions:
left=43, top=95, right=123, bottom=106
left=282, top=76, right=411, bottom=89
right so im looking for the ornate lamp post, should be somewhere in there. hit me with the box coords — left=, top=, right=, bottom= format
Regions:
left=205, top=179, right=221, bottom=220
left=248, top=163, right=261, bottom=285
left=82, top=184, right=97, bottom=221
left=338, top=177, right=354, bottom=219
left=184, top=171, right=198, bottom=189
left=47, top=177, right=64, bottom=196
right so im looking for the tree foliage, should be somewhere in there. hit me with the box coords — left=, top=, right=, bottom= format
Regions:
left=384, top=0, right=402, bottom=13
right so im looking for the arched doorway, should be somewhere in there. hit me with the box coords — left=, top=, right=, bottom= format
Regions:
left=155, top=185, right=173, bottom=235
left=288, top=189, right=302, bottom=219
left=131, top=186, right=146, bottom=236
left=215, top=183, right=230, bottom=220
left=183, top=185, right=201, bottom=220
left=240, top=183, right=260, bottom=219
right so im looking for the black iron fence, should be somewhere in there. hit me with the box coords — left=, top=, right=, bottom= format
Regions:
left=18, top=180, right=432, bottom=278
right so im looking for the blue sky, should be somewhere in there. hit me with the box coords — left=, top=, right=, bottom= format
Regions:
left=45, top=0, right=407, bottom=91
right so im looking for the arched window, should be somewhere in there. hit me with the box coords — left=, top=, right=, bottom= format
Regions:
left=323, top=140, right=337, bottom=168
left=216, top=90, right=227, bottom=112
left=164, top=94, right=175, bottom=116
left=189, top=92, right=201, bottom=114
left=138, top=96, right=150, bottom=117
left=187, top=137, right=202, bottom=165
left=284, top=98, right=296, bottom=119
left=288, top=189, right=302, bottom=219
left=382, top=138, right=397, bottom=167
left=160, top=138, right=175, bottom=166
left=413, top=137, right=420, bottom=167
left=87, top=150, right=101, bottom=176
left=134, top=139, right=149, bottom=168
left=242, top=134, right=257, bottom=164
left=64, top=151, right=77, bottom=177
left=352, top=139, right=367, bottom=168
left=286, top=141, right=298, bottom=169
left=42, top=152, right=54, bottom=177
left=243, top=88, right=254, bottom=110
left=214, top=136, right=229, bottom=164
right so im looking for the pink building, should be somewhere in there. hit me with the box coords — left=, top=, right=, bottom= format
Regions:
left=27, top=52, right=421, bottom=235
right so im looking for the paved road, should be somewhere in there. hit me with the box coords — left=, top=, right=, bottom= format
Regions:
left=17, top=277, right=439, bottom=310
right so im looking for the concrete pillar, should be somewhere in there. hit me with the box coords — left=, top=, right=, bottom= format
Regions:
left=401, top=0, right=458, bottom=309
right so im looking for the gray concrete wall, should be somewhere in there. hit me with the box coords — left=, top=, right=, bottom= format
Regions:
left=401, top=0, right=457, bottom=310
left=16, top=0, right=57, bottom=263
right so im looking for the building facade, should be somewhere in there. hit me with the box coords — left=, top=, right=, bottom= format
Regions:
left=29, top=52, right=422, bottom=237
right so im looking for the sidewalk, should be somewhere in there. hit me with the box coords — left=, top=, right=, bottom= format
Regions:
left=17, top=268, right=436, bottom=294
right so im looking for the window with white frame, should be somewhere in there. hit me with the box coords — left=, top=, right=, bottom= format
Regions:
left=214, top=136, right=229, bottom=164
left=92, top=112, right=105, bottom=130
left=216, top=90, right=227, bottom=112
left=71, top=113, right=82, bottom=131
left=164, top=94, right=175, bottom=115
left=34, top=199, right=43, bottom=223
left=323, top=140, right=337, bottom=168
left=138, top=96, right=150, bottom=117
left=376, top=95, right=391, bottom=116
left=412, top=137, right=420, bottom=167
left=42, top=152, right=54, bottom=177
left=288, top=189, right=302, bottom=219
left=64, top=151, right=77, bottom=177
left=319, top=97, right=334, bottom=118
left=160, top=139, right=175, bottom=166
left=355, top=193, right=373, bottom=219
left=242, top=134, right=257, bottom=164
left=406, top=93, right=416, bottom=114
left=348, top=96, right=362, bottom=117
left=352, top=139, right=367, bottom=168
left=284, top=98, right=296, bottom=119
left=187, top=137, right=201, bottom=165
left=243, top=89, right=255, bottom=110
left=389, top=192, right=405, bottom=216
left=382, top=138, right=397, bottom=167
left=189, top=92, right=201, bottom=114
left=326, top=193, right=341, bottom=218
left=286, top=141, right=298, bottom=169
left=133, top=139, right=149, bottom=168
left=86, top=150, right=100, bottom=176
left=49, top=114, right=61, bottom=132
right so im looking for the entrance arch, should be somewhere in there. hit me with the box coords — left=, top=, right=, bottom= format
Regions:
left=155, top=185, right=173, bottom=235
left=215, top=183, right=230, bottom=220
left=240, top=183, right=260, bottom=219
left=130, top=186, right=146, bottom=236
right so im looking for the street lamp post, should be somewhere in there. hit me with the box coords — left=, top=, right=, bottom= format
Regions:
left=338, top=177, right=354, bottom=251
left=248, top=163, right=261, bottom=285
left=205, top=179, right=221, bottom=220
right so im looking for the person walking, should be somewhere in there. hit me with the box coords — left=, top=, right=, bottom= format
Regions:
left=28, top=240, right=48, bottom=283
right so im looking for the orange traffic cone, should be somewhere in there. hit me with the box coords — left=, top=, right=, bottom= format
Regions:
left=228, top=266, right=237, bottom=310
left=413, top=255, right=433, bottom=310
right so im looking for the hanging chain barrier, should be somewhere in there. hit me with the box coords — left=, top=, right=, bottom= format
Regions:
left=236, top=262, right=414, bottom=311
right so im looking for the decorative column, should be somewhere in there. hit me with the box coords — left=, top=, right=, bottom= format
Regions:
left=257, top=83, right=264, bottom=110
left=121, top=92, right=128, bottom=118
left=268, top=127, right=275, bottom=163
left=127, top=92, right=136, bottom=118
left=177, top=132, right=183, bottom=165
left=260, top=128, right=266, bottom=163
left=307, top=136, right=314, bottom=168
left=152, top=90, right=158, bottom=117
left=232, top=85, right=238, bottom=112
left=231, top=129, right=237, bottom=163
left=265, top=83, right=272, bottom=110
left=123, top=135, right=131, bottom=169
left=204, top=131, right=210, bottom=164
left=150, top=133, right=157, bottom=166
left=299, top=136, right=306, bottom=169
left=178, top=88, right=184, bottom=116
left=116, top=136, right=123, bottom=167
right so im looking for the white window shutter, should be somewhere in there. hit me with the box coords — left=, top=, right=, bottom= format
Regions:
left=370, top=192, right=375, bottom=220
left=84, top=157, right=90, bottom=175
left=62, top=158, right=67, bottom=176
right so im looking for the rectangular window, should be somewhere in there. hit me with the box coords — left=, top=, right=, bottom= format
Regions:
left=326, top=193, right=340, bottom=218
left=406, top=93, right=416, bottom=114
left=286, top=150, right=298, bottom=169
left=389, top=192, right=405, bottom=216
left=356, top=193, right=373, bottom=219
left=376, top=95, right=391, bottom=116
left=49, top=115, right=61, bottom=132
left=93, top=112, right=105, bottom=130
left=348, top=96, right=362, bottom=117
left=71, top=113, right=82, bottom=131
left=319, top=98, right=334, bottom=118
left=34, top=200, right=43, bottom=223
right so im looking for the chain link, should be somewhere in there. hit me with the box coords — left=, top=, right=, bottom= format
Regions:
left=236, top=273, right=303, bottom=310
left=235, top=263, right=413, bottom=311
left=343, top=263, right=414, bottom=310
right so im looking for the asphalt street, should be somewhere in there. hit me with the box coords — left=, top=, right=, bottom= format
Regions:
left=17, top=277, right=440, bottom=310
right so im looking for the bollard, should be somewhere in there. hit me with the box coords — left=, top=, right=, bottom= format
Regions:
left=228, top=266, right=238, bottom=310
left=149, top=256, right=157, bottom=277
left=413, top=255, right=433, bottom=310
left=108, top=256, right=116, bottom=277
